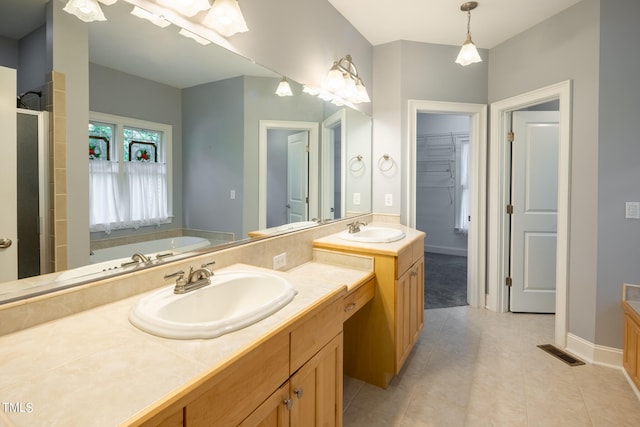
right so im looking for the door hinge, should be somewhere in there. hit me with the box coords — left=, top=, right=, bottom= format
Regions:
left=306, top=196, right=309, bottom=203
left=506, top=277, right=513, bottom=287
left=507, top=131, right=515, bottom=143
left=305, top=145, right=310, bottom=152
left=506, top=204, right=514, bottom=215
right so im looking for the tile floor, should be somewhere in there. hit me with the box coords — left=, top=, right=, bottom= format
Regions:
left=343, top=306, right=640, bottom=426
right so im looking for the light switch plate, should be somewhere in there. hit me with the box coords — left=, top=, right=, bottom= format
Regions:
left=353, top=192, right=361, bottom=205
left=384, top=193, right=393, bottom=207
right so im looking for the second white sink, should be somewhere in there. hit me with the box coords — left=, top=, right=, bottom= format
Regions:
left=338, top=226, right=406, bottom=243
left=129, top=270, right=297, bottom=339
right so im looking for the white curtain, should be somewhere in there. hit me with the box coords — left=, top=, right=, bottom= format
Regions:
left=455, top=141, right=470, bottom=234
left=89, top=161, right=168, bottom=233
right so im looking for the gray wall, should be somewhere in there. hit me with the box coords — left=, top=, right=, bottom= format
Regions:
left=88, top=63, right=184, bottom=240
left=372, top=40, right=488, bottom=217
left=18, top=25, right=47, bottom=97
left=242, top=76, right=325, bottom=235
left=0, top=36, right=19, bottom=70
left=182, top=77, right=244, bottom=239
left=228, top=0, right=372, bottom=116
left=597, top=0, right=640, bottom=347
left=489, top=0, right=601, bottom=344
left=416, top=113, right=469, bottom=256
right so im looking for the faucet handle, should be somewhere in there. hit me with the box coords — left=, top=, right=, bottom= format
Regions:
left=201, top=261, right=216, bottom=268
left=164, top=270, right=185, bottom=281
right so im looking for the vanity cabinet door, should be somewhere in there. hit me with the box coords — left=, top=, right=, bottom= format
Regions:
left=395, top=257, right=425, bottom=372
left=290, top=333, right=343, bottom=427
left=239, top=383, right=291, bottom=427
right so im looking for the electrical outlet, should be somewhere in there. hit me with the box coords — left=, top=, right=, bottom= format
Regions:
left=230, top=190, right=236, bottom=199
left=353, top=192, right=361, bottom=205
left=273, top=252, right=287, bottom=270
left=384, top=193, right=393, bottom=207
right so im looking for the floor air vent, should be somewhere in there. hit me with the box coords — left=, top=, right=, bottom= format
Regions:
left=537, top=344, right=585, bottom=366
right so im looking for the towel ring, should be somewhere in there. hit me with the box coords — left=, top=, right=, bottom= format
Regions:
left=349, top=155, right=364, bottom=173
left=378, top=154, right=394, bottom=172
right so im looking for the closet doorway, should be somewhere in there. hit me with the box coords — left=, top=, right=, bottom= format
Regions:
left=407, top=100, right=487, bottom=309
left=416, top=113, right=470, bottom=308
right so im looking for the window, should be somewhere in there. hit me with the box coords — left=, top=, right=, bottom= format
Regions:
left=89, top=112, right=172, bottom=233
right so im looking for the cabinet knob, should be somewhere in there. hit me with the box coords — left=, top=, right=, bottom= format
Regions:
left=344, top=302, right=356, bottom=312
left=0, top=238, right=12, bottom=249
left=294, top=388, right=304, bottom=399
left=283, top=399, right=293, bottom=410
left=411, top=270, right=418, bottom=277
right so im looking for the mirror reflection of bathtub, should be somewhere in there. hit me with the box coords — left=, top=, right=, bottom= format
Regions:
left=89, top=235, right=216, bottom=264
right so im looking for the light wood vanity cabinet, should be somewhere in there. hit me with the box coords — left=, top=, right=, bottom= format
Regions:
left=243, top=333, right=343, bottom=427
left=315, top=233, right=425, bottom=389
left=623, top=302, right=640, bottom=390
left=132, top=293, right=344, bottom=427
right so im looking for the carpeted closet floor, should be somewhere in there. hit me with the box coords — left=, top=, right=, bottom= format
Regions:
left=424, top=252, right=468, bottom=309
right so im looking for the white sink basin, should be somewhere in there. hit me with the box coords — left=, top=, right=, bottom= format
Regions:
left=129, top=270, right=297, bottom=339
left=338, top=226, right=406, bottom=243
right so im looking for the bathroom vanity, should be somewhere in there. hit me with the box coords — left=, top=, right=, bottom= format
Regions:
left=0, top=217, right=426, bottom=425
left=313, top=223, right=426, bottom=389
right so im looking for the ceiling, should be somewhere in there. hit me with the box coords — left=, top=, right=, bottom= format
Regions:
left=0, top=0, right=584, bottom=88
left=328, top=0, right=583, bottom=48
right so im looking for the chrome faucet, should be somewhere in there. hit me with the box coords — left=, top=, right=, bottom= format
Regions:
left=347, top=221, right=367, bottom=234
left=167, top=261, right=216, bottom=294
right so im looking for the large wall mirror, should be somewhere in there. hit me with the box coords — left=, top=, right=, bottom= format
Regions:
left=0, top=0, right=372, bottom=303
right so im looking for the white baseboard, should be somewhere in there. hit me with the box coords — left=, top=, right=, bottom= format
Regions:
left=622, top=369, right=640, bottom=401
left=565, top=333, right=622, bottom=368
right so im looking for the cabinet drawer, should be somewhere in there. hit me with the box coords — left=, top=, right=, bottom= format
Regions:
left=343, top=278, right=375, bottom=321
left=291, top=298, right=343, bottom=374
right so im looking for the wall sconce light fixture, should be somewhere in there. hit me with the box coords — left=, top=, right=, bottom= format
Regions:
left=455, top=2, right=482, bottom=66
left=203, top=0, right=249, bottom=37
left=304, top=54, right=370, bottom=106
left=275, top=77, right=293, bottom=97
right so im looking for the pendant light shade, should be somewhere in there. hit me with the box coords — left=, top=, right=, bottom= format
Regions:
left=203, top=0, right=249, bottom=37
left=455, top=2, right=482, bottom=66
left=275, top=77, right=293, bottom=97
left=63, top=0, right=106, bottom=22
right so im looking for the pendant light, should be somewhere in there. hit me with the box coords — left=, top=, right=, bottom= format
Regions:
left=455, top=2, right=482, bottom=66
left=203, top=0, right=249, bottom=37
left=63, top=0, right=106, bottom=22
left=275, top=77, right=293, bottom=97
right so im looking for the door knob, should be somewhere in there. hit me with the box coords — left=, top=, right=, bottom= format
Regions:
left=0, top=238, right=12, bottom=249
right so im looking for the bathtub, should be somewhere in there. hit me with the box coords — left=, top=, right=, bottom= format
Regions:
left=90, top=236, right=212, bottom=264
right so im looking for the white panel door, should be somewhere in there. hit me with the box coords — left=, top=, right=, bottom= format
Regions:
left=287, top=131, right=309, bottom=223
left=0, top=66, right=18, bottom=282
left=510, top=111, right=559, bottom=313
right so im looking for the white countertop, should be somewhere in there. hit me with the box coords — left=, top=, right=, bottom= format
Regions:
left=0, top=263, right=348, bottom=426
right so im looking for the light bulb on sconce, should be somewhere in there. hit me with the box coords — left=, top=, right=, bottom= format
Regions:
left=306, top=54, right=370, bottom=106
